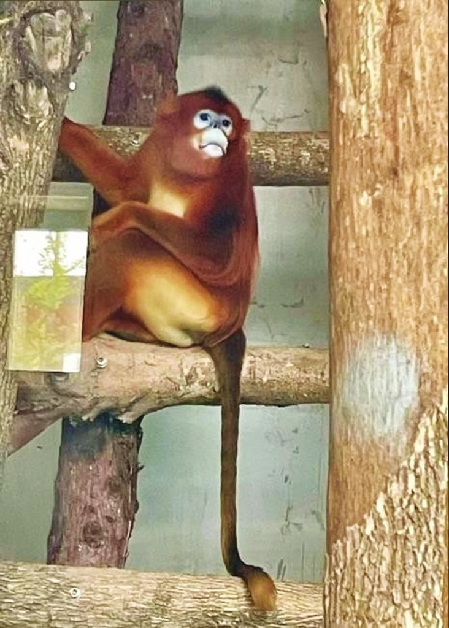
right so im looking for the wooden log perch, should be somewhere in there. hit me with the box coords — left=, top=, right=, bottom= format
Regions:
left=53, top=129, right=330, bottom=187
left=0, top=561, right=324, bottom=628
left=11, top=337, right=329, bottom=455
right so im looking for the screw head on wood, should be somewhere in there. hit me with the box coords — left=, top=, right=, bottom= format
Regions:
left=69, top=587, right=81, bottom=598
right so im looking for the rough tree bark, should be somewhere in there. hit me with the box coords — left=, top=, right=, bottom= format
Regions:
left=47, top=416, right=143, bottom=567
left=53, top=128, right=330, bottom=187
left=103, top=0, right=183, bottom=127
left=48, top=0, right=185, bottom=569
left=325, top=0, right=448, bottom=626
left=0, top=2, right=88, bottom=481
left=0, top=561, right=323, bottom=628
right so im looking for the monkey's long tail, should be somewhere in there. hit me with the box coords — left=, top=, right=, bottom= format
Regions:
left=207, top=330, right=277, bottom=611
left=221, top=478, right=278, bottom=611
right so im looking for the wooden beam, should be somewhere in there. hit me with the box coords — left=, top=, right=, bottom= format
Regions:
left=52, top=130, right=330, bottom=187
left=0, top=561, right=323, bottom=628
left=11, top=338, right=329, bottom=454
left=325, top=0, right=448, bottom=625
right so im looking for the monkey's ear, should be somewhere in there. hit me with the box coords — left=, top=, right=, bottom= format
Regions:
left=242, top=118, right=251, bottom=136
left=156, top=93, right=179, bottom=120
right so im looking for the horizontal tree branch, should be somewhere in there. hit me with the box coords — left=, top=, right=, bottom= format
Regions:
left=52, top=129, right=330, bottom=187
left=0, top=561, right=324, bottom=627
left=12, top=336, right=329, bottom=454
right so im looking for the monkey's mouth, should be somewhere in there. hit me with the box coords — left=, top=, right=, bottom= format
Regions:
left=200, top=143, right=226, bottom=158
left=197, top=128, right=228, bottom=158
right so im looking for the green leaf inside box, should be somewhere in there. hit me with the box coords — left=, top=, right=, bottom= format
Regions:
left=8, top=187, right=92, bottom=373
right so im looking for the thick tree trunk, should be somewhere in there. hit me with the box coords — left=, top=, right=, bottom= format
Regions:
left=103, top=0, right=183, bottom=127
left=0, top=1, right=88, bottom=481
left=0, top=561, right=323, bottom=628
left=325, top=0, right=448, bottom=625
left=48, top=0, right=185, bottom=569
left=53, top=129, right=330, bottom=187
left=48, top=416, right=142, bottom=567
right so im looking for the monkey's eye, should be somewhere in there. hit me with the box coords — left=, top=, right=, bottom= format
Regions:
left=193, top=110, right=215, bottom=129
left=220, top=115, right=233, bottom=136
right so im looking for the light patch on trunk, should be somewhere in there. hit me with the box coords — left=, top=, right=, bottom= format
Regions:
left=338, top=335, right=420, bottom=437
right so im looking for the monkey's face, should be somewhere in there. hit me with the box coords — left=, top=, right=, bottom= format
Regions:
left=191, top=109, right=233, bottom=159
left=155, top=88, right=249, bottom=180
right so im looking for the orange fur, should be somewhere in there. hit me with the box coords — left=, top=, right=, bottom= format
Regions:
left=59, top=87, right=275, bottom=610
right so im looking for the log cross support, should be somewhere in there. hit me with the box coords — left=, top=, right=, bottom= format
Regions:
left=52, top=129, right=330, bottom=187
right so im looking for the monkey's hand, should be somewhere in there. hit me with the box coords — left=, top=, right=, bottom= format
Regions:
left=89, top=200, right=150, bottom=251
left=89, top=210, right=118, bottom=252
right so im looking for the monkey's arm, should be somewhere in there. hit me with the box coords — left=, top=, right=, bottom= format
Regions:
left=90, top=200, right=234, bottom=285
left=59, top=118, right=131, bottom=206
